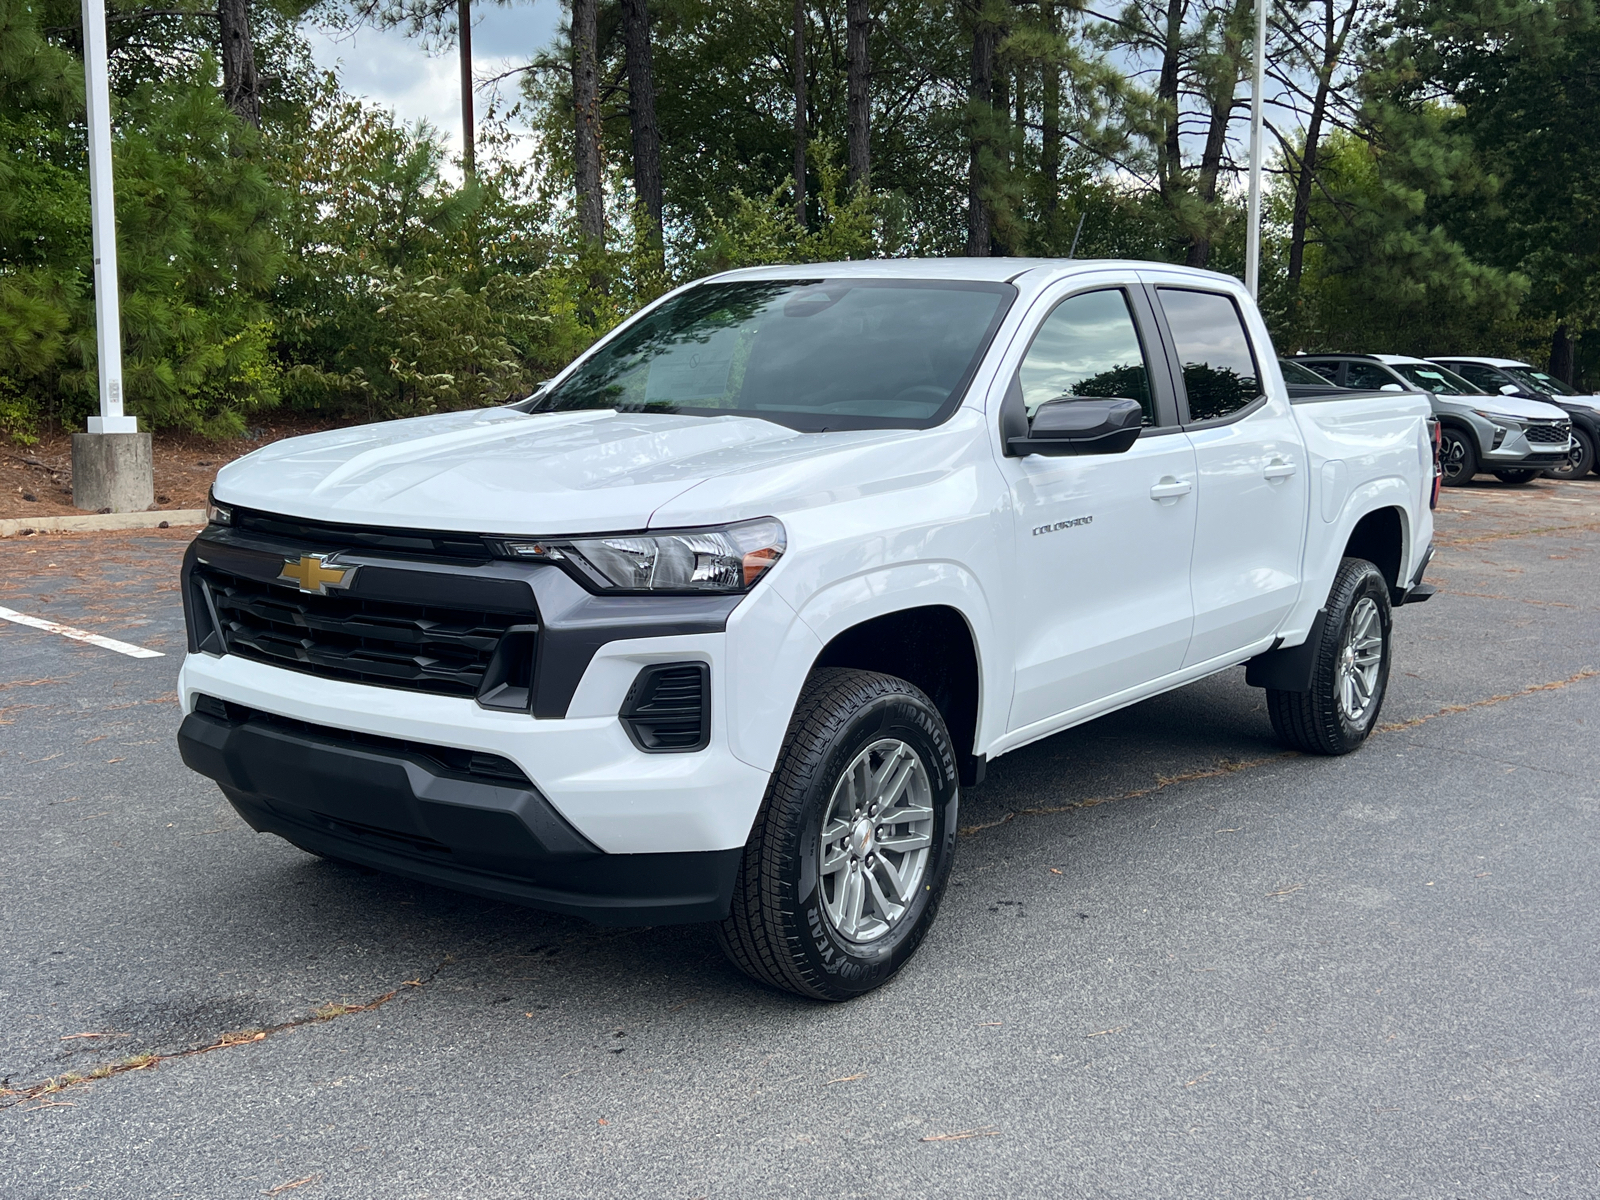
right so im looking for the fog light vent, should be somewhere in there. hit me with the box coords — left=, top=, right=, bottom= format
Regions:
left=621, top=663, right=710, bottom=752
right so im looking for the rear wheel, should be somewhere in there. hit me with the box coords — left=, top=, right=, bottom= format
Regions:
left=1267, top=558, right=1393, bottom=756
left=717, top=669, right=959, bottom=1001
left=1438, top=426, right=1478, bottom=486
left=1545, top=427, right=1595, bottom=481
left=1493, top=468, right=1541, bottom=486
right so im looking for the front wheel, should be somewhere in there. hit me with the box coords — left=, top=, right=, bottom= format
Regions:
left=1267, top=558, right=1394, bottom=755
left=1545, top=427, right=1596, bottom=481
left=717, top=669, right=959, bottom=1001
left=1493, top=468, right=1541, bottom=486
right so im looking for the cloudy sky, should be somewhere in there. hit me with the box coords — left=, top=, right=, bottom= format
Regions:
left=304, top=1, right=563, bottom=173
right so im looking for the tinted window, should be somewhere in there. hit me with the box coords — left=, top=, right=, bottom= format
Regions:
left=1450, top=362, right=1507, bottom=392
left=1157, top=289, right=1262, bottom=422
left=1280, top=359, right=1336, bottom=386
left=1300, top=360, right=1341, bottom=383
left=528, top=279, right=1013, bottom=432
left=1017, top=289, right=1154, bottom=424
left=1345, top=361, right=1406, bottom=391
left=1391, top=362, right=1482, bottom=394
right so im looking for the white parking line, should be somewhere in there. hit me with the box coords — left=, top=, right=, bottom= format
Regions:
left=0, top=605, right=165, bottom=659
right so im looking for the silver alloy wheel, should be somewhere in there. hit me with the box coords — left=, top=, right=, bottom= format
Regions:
left=1441, top=434, right=1470, bottom=482
left=817, top=738, right=936, bottom=943
left=1336, top=596, right=1384, bottom=723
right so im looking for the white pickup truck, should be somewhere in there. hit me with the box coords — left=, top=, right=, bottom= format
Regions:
left=177, top=260, right=1436, bottom=1000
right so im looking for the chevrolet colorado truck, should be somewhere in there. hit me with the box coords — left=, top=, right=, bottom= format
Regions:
left=177, top=260, right=1436, bottom=1001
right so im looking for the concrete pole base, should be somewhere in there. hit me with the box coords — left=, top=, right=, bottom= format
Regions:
left=72, top=431, right=155, bottom=513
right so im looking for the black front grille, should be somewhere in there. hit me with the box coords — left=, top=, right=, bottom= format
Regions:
left=195, top=564, right=523, bottom=697
left=1525, top=421, right=1570, bottom=444
left=621, top=663, right=710, bottom=752
left=229, top=507, right=494, bottom=562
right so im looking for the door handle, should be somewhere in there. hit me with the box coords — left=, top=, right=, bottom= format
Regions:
left=1264, top=459, right=1297, bottom=480
left=1149, top=477, right=1193, bottom=503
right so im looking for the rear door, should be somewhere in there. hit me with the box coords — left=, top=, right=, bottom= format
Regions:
left=995, top=281, right=1198, bottom=732
left=1144, top=279, right=1309, bottom=667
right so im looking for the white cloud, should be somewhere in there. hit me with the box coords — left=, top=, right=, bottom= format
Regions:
left=305, top=1, right=563, bottom=178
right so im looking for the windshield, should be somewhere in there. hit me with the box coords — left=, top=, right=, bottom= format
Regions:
left=523, top=278, right=1015, bottom=431
left=1504, top=366, right=1577, bottom=396
left=1279, top=359, right=1335, bottom=385
left=1391, top=362, right=1483, bottom=394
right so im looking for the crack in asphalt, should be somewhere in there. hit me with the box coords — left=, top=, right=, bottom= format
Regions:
left=0, top=958, right=452, bottom=1112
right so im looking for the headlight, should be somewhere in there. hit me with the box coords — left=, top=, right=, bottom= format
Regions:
left=497, top=517, right=786, bottom=594
left=1472, top=410, right=1525, bottom=428
left=206, top=492, right=232, bottom=526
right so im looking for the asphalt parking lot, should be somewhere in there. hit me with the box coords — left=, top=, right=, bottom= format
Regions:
left=3, top=480, right=1599, bottom=1200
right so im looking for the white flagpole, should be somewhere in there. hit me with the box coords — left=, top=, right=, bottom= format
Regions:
left=1245, top=0, right=1267, bottom=298
left=81, top=0, right=133, bottom=434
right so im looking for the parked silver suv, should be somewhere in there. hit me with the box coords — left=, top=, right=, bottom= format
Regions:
left=1295, top=354, right=1571, bottom=486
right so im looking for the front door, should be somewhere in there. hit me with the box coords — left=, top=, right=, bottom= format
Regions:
left=1148, top=283, right=1309, bottom=666
left=998, top=285, right=1199, bottom=733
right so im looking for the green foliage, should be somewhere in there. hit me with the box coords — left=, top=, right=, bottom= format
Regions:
left=5, top=0, right=1599, bottom=445
left=1268, top=126, right=1529, bottom=355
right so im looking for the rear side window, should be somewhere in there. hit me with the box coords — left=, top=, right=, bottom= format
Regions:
left=1156, top=288, right=1262, bottom=422
left=1017, top=288, right=1155, bottom=424
left=1345, top=361, right=1402, bottom=391
left=1451, top=363, right=1507, bottom=393
left=1300, top=360, right=1341, bottom=383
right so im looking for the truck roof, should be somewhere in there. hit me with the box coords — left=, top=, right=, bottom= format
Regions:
left=713, top=258, right=1244, bottom=289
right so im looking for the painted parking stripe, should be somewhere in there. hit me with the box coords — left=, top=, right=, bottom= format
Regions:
left=0, top=605, right=164, bottom=659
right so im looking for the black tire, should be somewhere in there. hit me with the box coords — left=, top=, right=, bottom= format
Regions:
left=1267, top=558, right=1394, bottom=756
left=1438, top=425, right=1478, bottom=486
left=1493, top=468, right=1540, bottom=486
left=717, top=668, right=960, bottom=1002
left=1545, top=427, right=1596, bottom=481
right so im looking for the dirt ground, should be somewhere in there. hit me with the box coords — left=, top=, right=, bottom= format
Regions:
left=0, top=417, right=340, bottom=520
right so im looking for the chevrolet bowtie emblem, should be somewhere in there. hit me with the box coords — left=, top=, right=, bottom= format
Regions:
left=278, top=554, right=354, bottom=595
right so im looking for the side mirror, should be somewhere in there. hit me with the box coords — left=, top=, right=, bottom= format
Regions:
left=1499, top=383, right=1521, bottom=395
left=1380, top=383, right=1404, bottom=392
left=1007, top=396, right=1144, bottom=457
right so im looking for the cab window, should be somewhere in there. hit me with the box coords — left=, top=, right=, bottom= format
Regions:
left=1156, top=288, right=1262, bottom=422
left=1017, top=289, right=1155, bottom=424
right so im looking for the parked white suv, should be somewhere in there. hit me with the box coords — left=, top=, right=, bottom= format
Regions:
left=178, top=261, right=1435, bottom=999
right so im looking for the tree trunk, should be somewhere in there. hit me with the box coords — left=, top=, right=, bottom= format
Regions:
left=1551, top=324, right=1576, bottom=386
left=622, top=0, right=663, bottom=240
left=217, top=0, right=259, bottom=128
left=1185, top=93, right=1234, bottom=267
left=572, top=0, right=604, bottom=243
left=1042, top=3, right=1060, bottom=213
left=458, top=0, right=475, bottom=176
left=1156, top=0, right=1186, bottom=197
left=966, top=3, right=994, bottom=256
left=1288, top=0, right=1360, bottom=290
left=793, top=0, right=807, bottom=224
left=846, top=0, right=870, bottom=189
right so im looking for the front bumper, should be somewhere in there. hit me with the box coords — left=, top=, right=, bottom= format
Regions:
left=178, top=700, right=741, bottom=925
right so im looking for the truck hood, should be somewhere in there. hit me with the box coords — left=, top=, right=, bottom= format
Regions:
left=212, top=407, right=902, bottom=534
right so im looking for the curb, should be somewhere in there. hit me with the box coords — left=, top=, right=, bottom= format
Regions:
left=0, top=509, right=206, bottom=538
